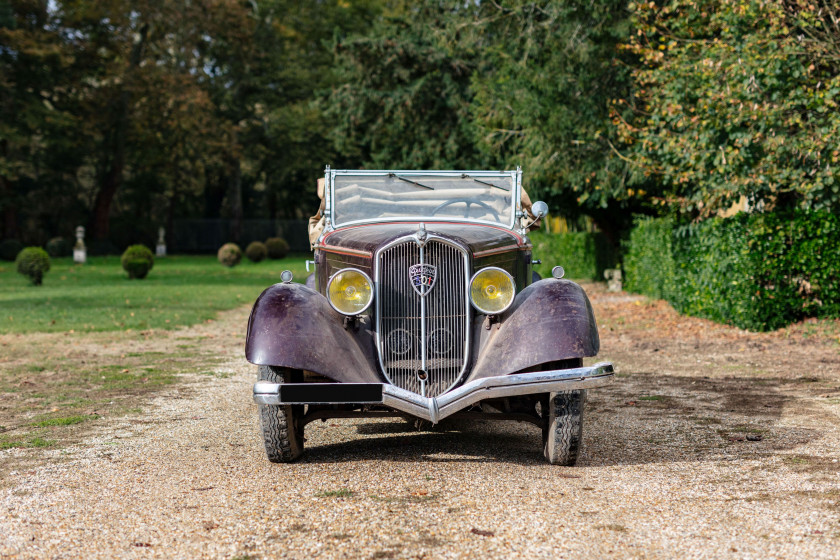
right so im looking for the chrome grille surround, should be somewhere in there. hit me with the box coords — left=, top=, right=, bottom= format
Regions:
left=374, top=234, right=470, bottom=398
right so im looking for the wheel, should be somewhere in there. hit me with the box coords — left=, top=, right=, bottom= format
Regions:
left=257, top=365, right=304, bottom=463
left=542, top=389, right=587, bottom=465
left=431, top=197, right=501, bottom=221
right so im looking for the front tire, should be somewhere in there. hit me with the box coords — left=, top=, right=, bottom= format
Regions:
left=258, top=365, right=304, bottom=463
left=542, top=390, right=586, bottom=465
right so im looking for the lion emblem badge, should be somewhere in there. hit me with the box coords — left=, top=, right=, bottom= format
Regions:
left=409, top=263, right=437, bottom=296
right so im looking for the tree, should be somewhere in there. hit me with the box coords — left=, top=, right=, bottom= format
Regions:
left=0, top=0, right=78, bottom=241
left=324, top=2, right=484, bottom=171
left=323, top=1, right=642, bottom=239
left=616, top=0, right=840, bottom=218
left=465, top=0, right=642, bottom=238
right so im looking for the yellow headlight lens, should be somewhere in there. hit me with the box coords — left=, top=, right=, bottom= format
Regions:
left=327, top=268, right=373, bottom=315
left=469, top=267, right=515, bottom=314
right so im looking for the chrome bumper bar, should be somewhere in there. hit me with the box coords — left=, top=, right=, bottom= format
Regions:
left=253, top=362, right=613, bottom=424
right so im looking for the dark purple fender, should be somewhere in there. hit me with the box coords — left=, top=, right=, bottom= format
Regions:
left=245, top=283, right=383, bottom=383
left=245, top=279, right=599, bottom=384
left=466, top=279, right=599, bottom=382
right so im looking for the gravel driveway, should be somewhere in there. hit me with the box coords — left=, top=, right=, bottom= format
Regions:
left=2, top=285, right=839, bottom=559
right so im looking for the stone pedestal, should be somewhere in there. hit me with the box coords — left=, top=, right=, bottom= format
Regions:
left=156, top=227, right=166, bottom=257
left=73, top=226, right=87, bottom=264
left=604, top=268, right=622, bottom=292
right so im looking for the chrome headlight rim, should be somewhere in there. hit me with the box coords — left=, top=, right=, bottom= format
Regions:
left=468, top=266, right=516, bottom=315
left=326, top=267, right=374, bottom=316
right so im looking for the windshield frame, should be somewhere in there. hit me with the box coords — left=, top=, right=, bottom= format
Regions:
left=325, top=169, right=523, bottom=231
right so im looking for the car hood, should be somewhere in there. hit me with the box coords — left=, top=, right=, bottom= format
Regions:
left=318, top=222, right=526, bottom=256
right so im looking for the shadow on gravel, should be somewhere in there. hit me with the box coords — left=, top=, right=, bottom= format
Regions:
left=303, top=421, right=546, bottom=465
left=296, top=372, right=827, bottom=467
left=583, top=372, right=825, bottom=467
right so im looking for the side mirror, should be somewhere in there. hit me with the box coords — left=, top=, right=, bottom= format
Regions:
left=531, top=201, right=549, bottom=219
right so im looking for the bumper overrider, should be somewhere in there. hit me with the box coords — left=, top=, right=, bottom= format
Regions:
left=253, top=362, right=614, bottom=424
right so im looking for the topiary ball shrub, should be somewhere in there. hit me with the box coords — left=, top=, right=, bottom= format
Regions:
left=245, top=241, right=267, bottom=263
left=0, top=239, right=23, bottom=262
left=218, top=243, right=242, bottom=267
left=121, top=244, right=155, bottom=279
left=45, top=237, right=70, bottom=258
left=265, top=237, right=290, bottom=259
left=16, top=247, right=51, bottom=285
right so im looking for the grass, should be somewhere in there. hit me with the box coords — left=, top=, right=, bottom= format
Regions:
left=316, top=489, right=355, bottom=498
left=31, top=415, right=91, bottom=427
left=0, top=253, right=310, bottom=461
left=0, top=254, right=310, bottom=334
left=0, top=436, right=56, bottom=450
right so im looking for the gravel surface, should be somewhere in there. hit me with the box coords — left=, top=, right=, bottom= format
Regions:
left=2, top=285, right=839, bottom=559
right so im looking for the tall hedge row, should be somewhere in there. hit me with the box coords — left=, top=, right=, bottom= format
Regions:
left=624, top=211, right=840, bottom=331
left=530, top=231, right=617, bottom=281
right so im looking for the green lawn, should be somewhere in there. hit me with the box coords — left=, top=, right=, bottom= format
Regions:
left=0, top=254, right=311, bottom=334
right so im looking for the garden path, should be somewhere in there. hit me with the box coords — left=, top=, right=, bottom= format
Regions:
left=1, top=285, right=839, bottom=559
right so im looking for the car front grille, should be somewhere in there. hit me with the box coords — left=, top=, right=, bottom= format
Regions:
left=376, top=236, right=470, bottom=397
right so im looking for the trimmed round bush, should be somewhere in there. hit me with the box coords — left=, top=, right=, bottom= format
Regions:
left=218, top=243, right=242, bottom=267
left=0, top=239, right=23, bottom=261
left=245, top=241, right=267, bottom=263
left=16, top=247, right=51, bottom=285
left=46, top=237, right=70, bottom=258
left=265, top=237, right=290, bottom=259
left=121, top=244, right=155, bottom=279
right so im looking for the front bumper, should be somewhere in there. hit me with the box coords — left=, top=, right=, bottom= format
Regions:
left=253, top=362, right=614, bottom=424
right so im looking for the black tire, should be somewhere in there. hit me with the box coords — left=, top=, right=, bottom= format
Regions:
left=542, top=389, right=586, bottom=465
left=258, top=365, right=304, bottom=463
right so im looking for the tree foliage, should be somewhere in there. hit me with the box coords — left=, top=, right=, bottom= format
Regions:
left=5, top=0, right=834, bottom=251
left=0, top=0, right=383, bottom=247
left=468, top=0, right=636, bottom=213
left=323, top=1, right=641, bottom=237
left=326, top=2, right=482, bottom=170
left=617, top=0, right=840, bottom=217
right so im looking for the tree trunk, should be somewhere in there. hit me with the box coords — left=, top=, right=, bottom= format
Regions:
left=90, top=23, right=149, bottom=241
left=0, top=140, right=18, bottom=239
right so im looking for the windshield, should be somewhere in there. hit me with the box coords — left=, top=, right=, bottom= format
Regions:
left=331, top=172, right=516, bottom=228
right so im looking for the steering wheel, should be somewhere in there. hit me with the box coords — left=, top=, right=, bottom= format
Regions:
left=431, top=198, right=501, bottom=221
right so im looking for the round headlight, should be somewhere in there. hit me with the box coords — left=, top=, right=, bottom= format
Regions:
left=469, top=267, right=515, bottom=314
left=327, top=268, right=373, bottom=315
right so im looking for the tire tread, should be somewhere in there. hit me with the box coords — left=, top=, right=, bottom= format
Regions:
left=258, top=365, right=304, bottom=463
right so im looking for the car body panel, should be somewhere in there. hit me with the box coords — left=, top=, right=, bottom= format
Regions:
left=315, top=222, right=532, bottom=297
left=245, top=276, right=598, bottom=385
left=466, top=279, right=599, bottom=382
left=245, top=283, right=383, bottom=384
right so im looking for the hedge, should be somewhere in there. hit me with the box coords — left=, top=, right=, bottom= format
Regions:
left=530, top=231, right=617, bottom=281
left=624, top=211, right=840, bottom=331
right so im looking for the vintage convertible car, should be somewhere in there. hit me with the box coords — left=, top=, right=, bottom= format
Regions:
left=248, top=168, right=613, bottom=465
